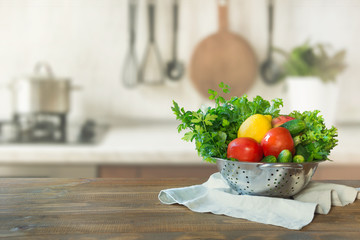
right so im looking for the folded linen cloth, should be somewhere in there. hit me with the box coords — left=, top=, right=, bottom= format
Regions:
left=158, top=173, right=360, bottom=230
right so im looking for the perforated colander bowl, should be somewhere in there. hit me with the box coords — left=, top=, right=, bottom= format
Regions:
left=216, top=158, right=323, bottom=198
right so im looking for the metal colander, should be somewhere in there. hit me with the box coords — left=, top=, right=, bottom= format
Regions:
left=216, top=158, right=323, bottom=198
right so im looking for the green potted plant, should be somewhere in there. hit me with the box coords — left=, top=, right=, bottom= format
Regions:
left=276, top=41, right=347, bottom=127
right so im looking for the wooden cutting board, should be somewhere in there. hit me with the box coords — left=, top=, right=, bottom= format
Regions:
left=190, top=0, right=257, bottom=99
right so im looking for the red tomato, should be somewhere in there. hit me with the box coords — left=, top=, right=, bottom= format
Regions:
left=261, top=127, right=294, bottom=158
left=227, top=137, right=263, bottom=162
left=271, top=115, right=295, bottom=128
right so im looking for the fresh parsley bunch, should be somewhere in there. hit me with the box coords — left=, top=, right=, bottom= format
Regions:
left=172, top=83, right=283, bottom=163
left=289, top=110, right=338, bottom=161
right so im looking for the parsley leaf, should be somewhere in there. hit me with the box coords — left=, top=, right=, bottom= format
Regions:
left=172, top=82, right=283, bottom=163
left=289, top=110, right=338, bottom=161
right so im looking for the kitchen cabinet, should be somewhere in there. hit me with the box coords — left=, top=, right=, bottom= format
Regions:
left=97, top=157, right=360, bottom=180
left=313, top=164, right=360, bottom=180
left=98, top=164, right=218, bottom=178
left=0, top=160, right=359, bottom=180
left=0, top=164, right=96, bottom=178
left=1, top=163, right=359, bottom=180
left=97, top=164, right=360, bottom=180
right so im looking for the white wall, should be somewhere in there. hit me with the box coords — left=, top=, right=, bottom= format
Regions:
left=0, top=0, right=359, bottom=125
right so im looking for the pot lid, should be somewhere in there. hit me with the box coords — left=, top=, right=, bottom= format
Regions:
left=20, top=62, right=70, bottom=82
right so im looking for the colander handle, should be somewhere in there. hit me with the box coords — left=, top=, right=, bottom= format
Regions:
left=258, top=163, right=304, bottom=170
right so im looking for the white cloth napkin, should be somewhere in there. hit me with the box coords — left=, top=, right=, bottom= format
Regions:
left=158, top=173, right=360, bottom=230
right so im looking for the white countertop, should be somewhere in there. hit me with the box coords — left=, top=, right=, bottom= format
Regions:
left=0, top=123, right=359, bottom=166
left=0, top=123, right=200, bottom=165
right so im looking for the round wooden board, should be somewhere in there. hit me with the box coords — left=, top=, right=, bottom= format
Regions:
left=190, top=1, right=257, bottom=99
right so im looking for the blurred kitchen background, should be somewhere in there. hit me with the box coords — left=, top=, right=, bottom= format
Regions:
left=0, top=0, right=359, bottom=179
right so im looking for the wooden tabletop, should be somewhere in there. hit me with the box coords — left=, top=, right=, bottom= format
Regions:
left=0, top=178, right=359, bottom=240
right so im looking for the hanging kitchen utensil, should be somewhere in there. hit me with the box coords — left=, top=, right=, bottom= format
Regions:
left=190, top=0, right=257, bottom=99
left=122, top=0, right=139, bottom=88
left=260, top=0, right=282, bottom=85
left=139, top=0, right=164, bottom=85
left=166, top=0, right=184, bottom=81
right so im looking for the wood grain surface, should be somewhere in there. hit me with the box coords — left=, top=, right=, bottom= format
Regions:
left=190, top=0, right=257, bottom=99
left=0, top=178, right=359, bottom=240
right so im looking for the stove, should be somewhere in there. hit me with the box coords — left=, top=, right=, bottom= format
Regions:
left=0, top=113, right=104, bottom=144
left=13, top=113, right=67, bottom=143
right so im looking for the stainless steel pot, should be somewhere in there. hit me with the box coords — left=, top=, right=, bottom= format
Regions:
left=9, top=62, right=80, bottom=114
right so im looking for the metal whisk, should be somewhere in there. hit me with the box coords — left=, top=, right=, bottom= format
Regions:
left=122, top=0, right=139, bottom=88
left=139, top=0, right=164, bottom=85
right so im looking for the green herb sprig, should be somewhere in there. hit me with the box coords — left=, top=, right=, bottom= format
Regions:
left=172, top=83, right=283, bottom=163
left=275, top=41, right=346, bottom=83
left=290, top=110, right=338, bottom=161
